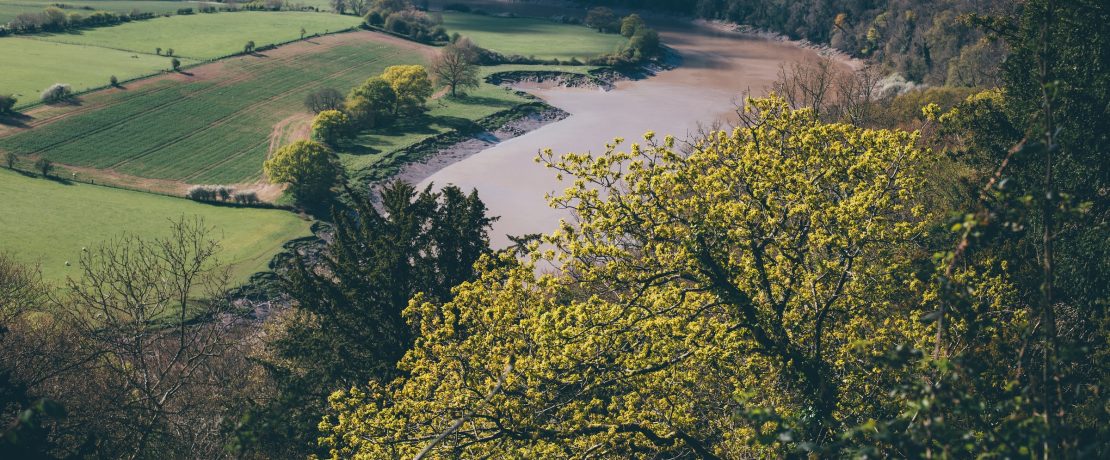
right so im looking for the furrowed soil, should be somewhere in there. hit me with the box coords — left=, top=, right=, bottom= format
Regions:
left=0, top=31, right=432, bottom=191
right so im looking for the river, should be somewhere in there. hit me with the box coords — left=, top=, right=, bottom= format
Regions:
left=418, top=20, right=840, bottom=247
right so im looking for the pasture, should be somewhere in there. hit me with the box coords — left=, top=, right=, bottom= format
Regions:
left=441, top=12, right=625, bottom=61
left=0, top=38, right=186, bottom=106
left=0, top=167, right=312, bottom=284
left=33, top=11, right=362, bottom=60
left=0, top=32, right=426, bottom=186
left=0, top=1, right=227, bottom=24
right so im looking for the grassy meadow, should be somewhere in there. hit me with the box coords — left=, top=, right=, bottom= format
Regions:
left=340, top=79, right=528, bottom=171
left=0, top=33, right=424, bottom=184
left=0, top=38, right=187, bottom=105
left=441, top=12, right=625, bottom=61
left=0, top=167, right=311, bottom=284
left=0, top=1, right=228, bottom=24
left=34, top=11, right=361, bottom=60
left=1, top=11, right=360, bottom=106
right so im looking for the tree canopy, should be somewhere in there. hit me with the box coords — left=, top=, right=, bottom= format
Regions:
left=318, top=96, right=937, bottom=457
left=381, top=64, right=433, bottom=114
left=263, top=140, right=340, bottom=205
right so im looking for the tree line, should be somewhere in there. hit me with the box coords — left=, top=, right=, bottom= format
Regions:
left=577, top=0, right=1015, bottom=86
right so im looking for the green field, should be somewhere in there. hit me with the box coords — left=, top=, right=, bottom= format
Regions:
left=441, top=11, right=624, bottom=60
left=0, top=38, right=187, bottom=105
left=0, top=1, right=229, bottom=24
left=0, top=11, right=360, bottom=106
left=0, top=168, right=311, bottom=284
left=0, top=33, right=426, bottom=184
left=33, top=11, right=361, bottom=60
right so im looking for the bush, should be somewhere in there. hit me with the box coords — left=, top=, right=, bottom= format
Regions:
left=310, top=110, right=351, bottom=146
left=384, top=14, right=410, bottom=35
left=186, top=185, right=236, bottom=202
left=232, top=191, right=260, bottom=204
left=40, top=83, right=72, bottom=103
left=364, top=11, right=384, bottom=26
left=171, top=58, right=181, bottom=71
left=34, top=158, right=53, bottom=177
left=176, top=8, right=194, bottom=15
left=0, top=94, right=16, bottom=114
left=4, top=152, right=16, bottom=169
left=109, top=75, right=119, bottom=87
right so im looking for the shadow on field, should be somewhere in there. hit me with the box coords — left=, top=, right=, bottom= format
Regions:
left=0, top=112, right=32, bottom=128
left=449, top=94, right=519, bottom=109
left=8, top=169, right=37, bottom=179
left=45, top=175, right=74, bottom=186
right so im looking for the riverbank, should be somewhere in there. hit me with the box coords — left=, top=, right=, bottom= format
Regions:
left=417, top=19, right=853, bottom=248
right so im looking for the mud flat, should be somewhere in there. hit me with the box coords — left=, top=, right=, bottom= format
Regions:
left=419, top=20, right=853, bottom=247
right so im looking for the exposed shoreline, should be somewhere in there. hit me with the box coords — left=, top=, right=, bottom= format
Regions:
left=390, top=104, right=570, bottom=186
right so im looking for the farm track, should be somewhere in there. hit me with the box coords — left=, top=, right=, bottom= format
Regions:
left=13, top=43, right=381, bottom=159
left=111, top=47, right=405, bottom=178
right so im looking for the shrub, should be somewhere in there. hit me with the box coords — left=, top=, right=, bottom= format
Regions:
left=34, top=158, right=53, bottom=177
left=4, top=152, right=16, bottom=169
left=109, top=75, right=119, bottom=87
left=155, top=47, right=161, bottom=55
left=364, top=11, right=384, bottom=26
left=185, top=185, right=236, bottom=202
left=40, top=83, right=72, bottom=103
left=311, top=110, right=351, bottom=146
left=165, top=48, right=174, bottom=56
left=171, top=58, right=181, bottom=71
left=186, top=185, right=215, bottom=201
left=176, top=8, right=194, bottom=15
left=0, top=94, right=16, bottom=113
left=244, top=40, right=256, bottom=53
left=232, top=191, right=260, bottom=204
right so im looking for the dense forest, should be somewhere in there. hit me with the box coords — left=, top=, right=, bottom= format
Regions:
left=2, top=0, right=1107, bottom=458
left=581, top=0, right=1015, bottom=86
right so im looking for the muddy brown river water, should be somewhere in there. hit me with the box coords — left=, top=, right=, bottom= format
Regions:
left=419, top=22, right=842, bottom=247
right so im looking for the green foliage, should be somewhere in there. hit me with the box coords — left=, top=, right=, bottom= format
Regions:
left=584, top=0, right=1016, bottom=85
left=381, top=64, right=432, bottom=114
left=345, top=76, right=396, bottom=128
left=238, top=181, right=494, bottom=457
left=585, top=6, right=617, bottom=33
left=620, top=13, right=645, bottom=37
left=318, top=97, right=934, bottom=457
left=264, top=140, right=339, bottom=206
left=310, top=109, right=351, bottom=146
left=0, top=94, right=15, bottom=114
left=33, top=157, right=51, bottom=177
